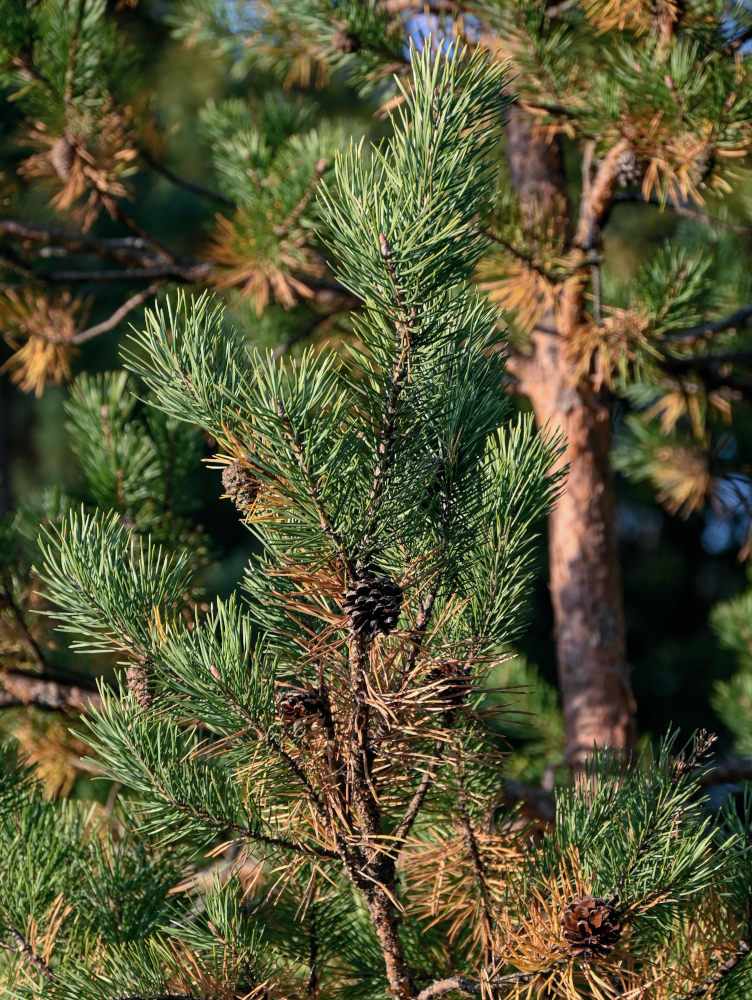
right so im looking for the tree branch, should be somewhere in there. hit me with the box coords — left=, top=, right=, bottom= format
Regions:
left=0, top=669, right=102, bottom=711
left=699, top=756, right=752, bottom=787
left=71, top=283, right=165, bottom=344
left=415, top=966, right=555, bottom=1000
left=358, top=233, right=415, bottom=560
left=665, top=304, right=752, bottom=345
left=390, top=740, right=445, bottom=848
left=150, top=773, right=338, bottom=859
left=5, top=923, right=54, bottom=979
left=276, top=399, right=354, bottom=576
left=678, top=936, right=751, bottom=999
left=139, top=149, right=236, bottom=209
left=612, top=192, right=752, bottom=235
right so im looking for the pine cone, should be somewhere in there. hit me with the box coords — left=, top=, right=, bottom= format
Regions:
left=425, top=662, right=471, bottom=722
left=690, top=148, right=715, bottom=186
left=615, top=149, right=645, bottom=188
left=560, top=894, right=622, bottom=959
left=342, top=574, right=402, bottom=639
left=49, top=135, right=77, bottom=181
left=332, top=26, right=359, bottom=53
left=278, top=690, right=325, bottom=726
left=221, top=461, right=259, bottom=513
left=126, top=662, right=153, bottom=709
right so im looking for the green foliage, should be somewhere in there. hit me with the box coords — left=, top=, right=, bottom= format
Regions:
left=0, top=0, right=132, bottom=125
left=712, top=572, right=752, bottom=754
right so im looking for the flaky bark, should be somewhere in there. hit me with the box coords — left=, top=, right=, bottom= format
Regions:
left=505, top=110, right=636, bottom=768
left=522, top=327, right=635, bottom=765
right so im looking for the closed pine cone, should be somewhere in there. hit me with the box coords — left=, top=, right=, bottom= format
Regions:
left=127, top=662, right=153, bottom=709
left=221, top=461, right=259, bottom=513
left=342, top=574, right=402, bottom=639
left=560, top=894, right=621, bottom=959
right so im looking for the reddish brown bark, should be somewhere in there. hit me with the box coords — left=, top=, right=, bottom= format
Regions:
left=504, top=111, right=637, bottom=768
left=523, top=330, right=636, bottom=767
left=367, top=888, right=414, bottom=1000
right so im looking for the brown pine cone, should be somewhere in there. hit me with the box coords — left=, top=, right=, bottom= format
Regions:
left=126, top=662, right=153, bottom=709
left=278, top=690, right=325, bottom=726
left=221, top=461, right=259, bottom=514
left=560, top=894, right=622, bottom=959
left=342, top=574, right=402, bottom=639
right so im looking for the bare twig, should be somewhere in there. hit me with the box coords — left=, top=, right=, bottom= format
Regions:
left=0, top=670, right=102, bottom=712
left=678, top=936, right=751, bottom=999
left=71, top=283, right=165, bottom=344
left=665, top=307, right=752, bottom=344
left=415, top=966, right=559, bottom=999
left=5, top=924, right=54, bottom=979
left=699, top=756, right=752, bottom=787
left=612, top=192, right=752, bottom=235
left=139, top=149, right=236, bottom=209
left=0, top=219, right=156, bottom=265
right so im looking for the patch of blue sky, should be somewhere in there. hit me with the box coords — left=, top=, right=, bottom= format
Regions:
left=702, top=473, right=752, bottom=554
left=403, top=10, right=482, bottom=61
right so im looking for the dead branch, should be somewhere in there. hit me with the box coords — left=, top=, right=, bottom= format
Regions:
left=0, top=669, right=102, bottom=712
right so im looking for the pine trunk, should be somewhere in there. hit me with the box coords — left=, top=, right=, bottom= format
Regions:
left=504, top=109, right=637, bottom=767
left=524, top=324, right=636, bottom=767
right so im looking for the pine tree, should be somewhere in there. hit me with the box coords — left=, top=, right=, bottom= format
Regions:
left=4, top=0, right=752, bottom=766
left=1, top=49, right=751, bottom=1000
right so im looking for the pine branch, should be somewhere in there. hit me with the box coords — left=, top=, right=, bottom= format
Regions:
left=0, top=567, right=49, bottom=672
left=139, top=149, right=236, bottom=209
left=347, top=633, right=382, bottom=851
left=389, top=740, right=446, bottom=848
left=218, top=680, right=342, bottom=848
left=665, top=304, right=752, bottom=345
left=698, top=757, right=752, bottom=786
left=276, top=399, right=354, bottom=575
left=678, top=935, right=751, bottom=999
left=149, top=770, right=337, bottom=859
left=110, top=995, right=198, bottom=1000
left=358, top=233, right=415, bottom=560
left=273, top=158, right=327, bottom=239
left=4, top=923, right=54, bottom=979
left=456, top=777, right=495, bottom=964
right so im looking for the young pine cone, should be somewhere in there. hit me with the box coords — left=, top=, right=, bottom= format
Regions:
left=615, top=148, right=645, bottom=188
left=342, top=575, right=402, bottom=639
left=126, top=662, right=153, bottom=709
left=221, top=461, right=259, bottom=514
left=560, top=894, right=622, bottom=959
